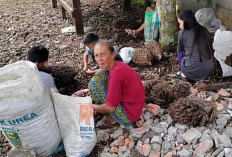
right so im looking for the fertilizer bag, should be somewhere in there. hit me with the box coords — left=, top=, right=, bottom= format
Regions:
left=213, top=29, right=232, bottom=77
left=0, top=61, right=61, bottom=156
left=119, top=47, right=134, bottom=64
left=51, top=93, right=97, bottom=157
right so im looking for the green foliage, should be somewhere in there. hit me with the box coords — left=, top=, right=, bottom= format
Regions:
left=132, top=0, right=145, bottom=5
left=57, top=23, right=69, bottom=29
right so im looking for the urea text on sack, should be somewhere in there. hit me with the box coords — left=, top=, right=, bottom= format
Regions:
left=0, top=113, right=38, bottom=126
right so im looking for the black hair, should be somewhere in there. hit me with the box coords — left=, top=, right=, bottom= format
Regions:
left=178, top=10, right=212, bottom=60
left=28, top=46, right=49, bottom=63
left=83, top=32, right=99, bottom=45
left=144, top=0, right=152, bottom=11
left=95, top=41, right=115, bottom=53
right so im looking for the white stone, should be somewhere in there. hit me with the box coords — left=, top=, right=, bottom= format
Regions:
left=175, top=123, right=188, bottom=130
left=216, top=118, right=227, bottom=129
left=151, top=136, right=162, bottom=144
left=203, top=129, right=211, bottom=134
left=150, top=125, right=164, bottom=133
left=218, top=134, right=231, bottom=147
left=167, top=116, right=173, bottom=125
left=177, top=134, right=184, bottom=143
left=160, top=122, right=169, bottom=129
left=228, top=99, right=232, bottom=110
left=97, top=130, right=110, bottom=141
left=224, top=126, right=232, bottom=138
left=143, top=144, right=151, bottom=157
left=197, top=126, right=207, bottom=132
left=100, top=152, right=111, bottom=157
left=103, top=147, right=110, bottom=152
left=200, top=134, right=213, bottom=142
left=217, top=150, right=225, bottom=157
left=167, top=134, right=175, bottom=141
left=152, top=143, right=161, bottom=151
left=226, top=109, right=232, bottom=117
left=163, top=141, right=171, bottom=150
left=224, top=148, right=232, bottom=156
left=218, top=114, right=231, bottom=120
left=212, top=146, right=223, bottom=156
left=177, top=149, right=191, bottom=157
left=144, top=119, right=153, bottom=126
left=183, top=128, right=202, bottom=144
left=144, top=138, right=150, bottom=144
left=144, top=112, right=152, bottom=120
left=110, top=129, right=123, bottom=139
left=168, top=126, right=177, bottom=136
left=194, top=139, right=214, bottom=156
left=118, top=148, right=130, bottom=157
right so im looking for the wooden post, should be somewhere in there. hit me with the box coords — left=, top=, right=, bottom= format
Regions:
left=197, top=82, right=232, bottom=91
left=51, top=0, right=58, bottom=8
left=61, top=7, right=67, bottom=19
left=160, top=0, right=178, bottom=52
left=72, top=0, right=84, bottom=34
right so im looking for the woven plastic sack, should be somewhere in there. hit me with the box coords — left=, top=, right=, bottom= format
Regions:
left=195, top=8, right=221, bottom=33
left=213, top=29, right=232, bottom=77
left=0, top=61, right=61, bottom=157
left=52, top=93, right=97, bottom=157
left=119, top=47, right=134, bottom=64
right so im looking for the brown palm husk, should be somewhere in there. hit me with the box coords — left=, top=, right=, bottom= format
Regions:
left=171, top=80, right=192, bottom=99
left=168, top=95, right=217, bottom=127
left=150, top=80, right=191, bottom=109
left=143, top=79, right=160, bottom=102
left=150, top=82, right=173, bottom=109
left=42, top=66, right=79, bottom=95
left=131, top=48, right=153, bottom=66
left=145, top=40, right=162, bottom=61
left=225, top=54, right=232, bottom=67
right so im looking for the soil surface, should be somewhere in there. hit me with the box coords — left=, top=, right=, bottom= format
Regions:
left=0, top=0, right=232, bottom=156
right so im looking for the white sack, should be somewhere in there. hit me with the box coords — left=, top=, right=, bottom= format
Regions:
left=213, top=29, right=232, bottom=77
left=119, top=47, right=134, bottom=64
left=52, top=93, right=97, bottom=157
left=195, top=8, right=221, bottom=33
left=0, top=61, right=61, bottom=157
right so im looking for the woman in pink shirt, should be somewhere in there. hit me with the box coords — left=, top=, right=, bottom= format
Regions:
left=88, top=41, right=145, bottom=128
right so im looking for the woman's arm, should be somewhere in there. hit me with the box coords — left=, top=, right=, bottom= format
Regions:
left=93, top=103, right=115, bottom=113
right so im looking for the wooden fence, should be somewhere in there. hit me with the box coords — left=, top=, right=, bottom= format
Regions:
left=51, top=0, right=84, bottom=35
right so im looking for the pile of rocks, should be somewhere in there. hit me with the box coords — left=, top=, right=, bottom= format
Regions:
left=98, top=98, right=232, bottom=157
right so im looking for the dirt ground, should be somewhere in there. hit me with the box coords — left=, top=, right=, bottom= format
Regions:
left=0, top=0, right=232, bottom=156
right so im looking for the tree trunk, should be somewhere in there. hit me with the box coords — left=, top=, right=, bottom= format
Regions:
left=160, top=0, right=178, bottom=52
